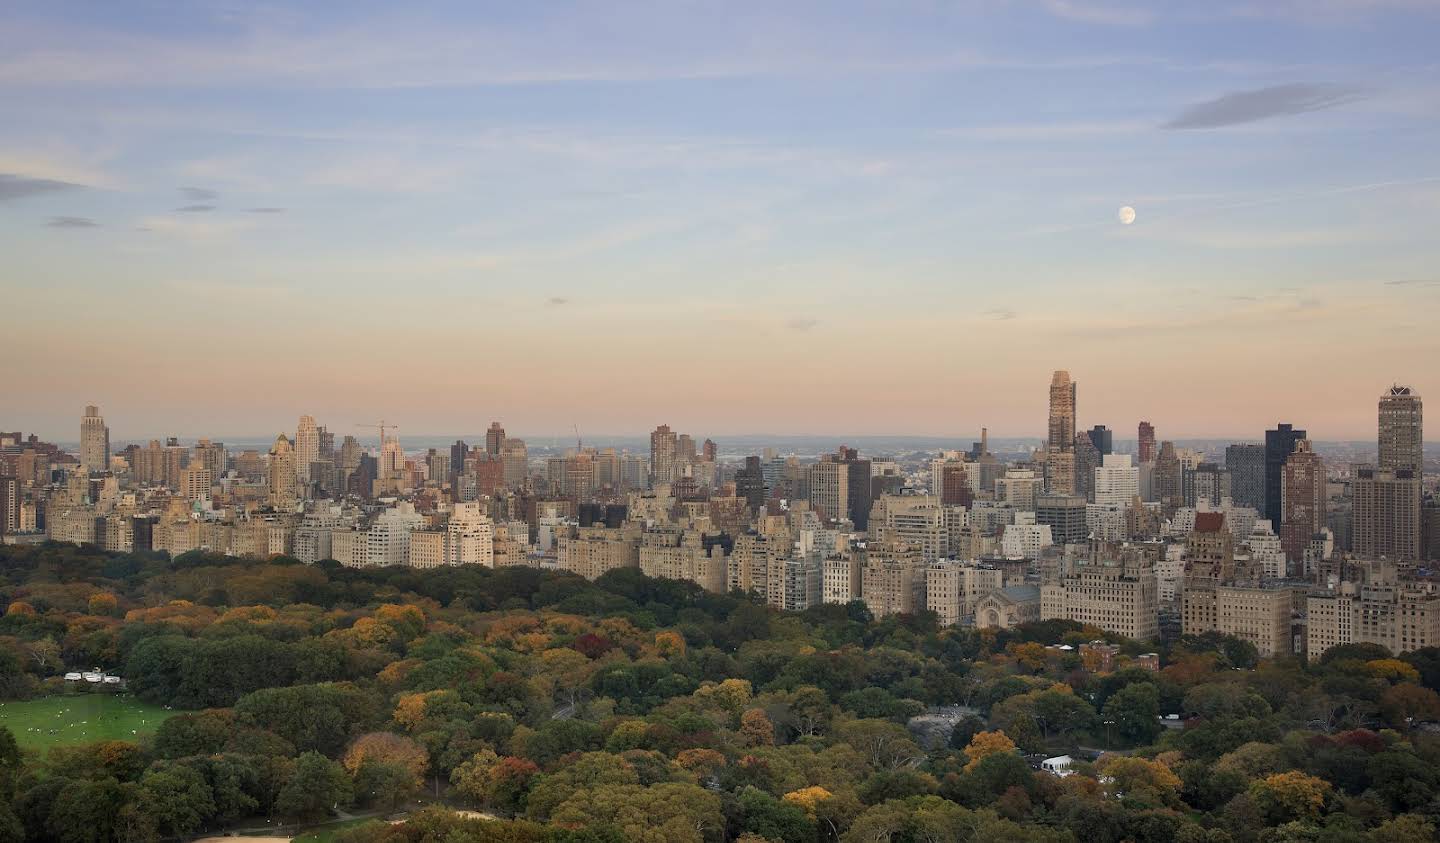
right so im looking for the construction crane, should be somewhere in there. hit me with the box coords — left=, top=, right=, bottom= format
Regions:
left=356, top=420, right=398, bottom=444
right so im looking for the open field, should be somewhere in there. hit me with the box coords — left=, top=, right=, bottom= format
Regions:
left=291, top=818, right=378, bottom=843
left=0, top=694, right=175, bottom=750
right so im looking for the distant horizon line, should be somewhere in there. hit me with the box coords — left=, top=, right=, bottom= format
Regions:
left=37, top=431, right=1425, bottom=450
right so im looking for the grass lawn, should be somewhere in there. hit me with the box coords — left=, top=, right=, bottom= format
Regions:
left=292, top=818, right=380, bottom=843
left=0, top=694, right=176, bottom=750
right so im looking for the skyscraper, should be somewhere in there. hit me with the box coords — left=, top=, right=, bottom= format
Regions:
left=1225, top=443, right=1266, bottom=512
left=180, top=461, right=212, bottom=501
left=193, top=439, right=226, bottom=479
left=1378, top=385, right=1422, bottom=475
left=1348, top=385, right=1425, bottom=561
left=380, top=435, right=406, bottom=487
left=938, top=461, right=972, bottom=508
left=268, top=434, right=298, bottom=507
left=337, top=435, right=363, bottom=488
left=0, top=475, right=18, bottom=535
left=1280, top=439, right=1324, bottom=568
left=1036, top=494, right=1088, bottom=545
left=735, top=456, right=765, bottom=512
left=80, top=405, right=109, bottom=474
left=1088, top=425, right=1113, bottom=456
left=486, top=422, right=506, bottom=457
left=1047, top=371, right=1077, bottom=494
left=1137, top=421, right=1156, bottom=463
left=1153, top=441, right=1183, bottom=506
left=837, top=446, right=873, bottom=530
left=501, top=438, right=529, bottom=489
left=1352, top=466, right=1421, bottom=561
left=650, top=424, right=677, bottom=487
left=1186, top=463, right=1229, bottom=509
left=1073, top=432, right=1100, bottom=499
left=808, top=457, right=850, bottom=526
left=1094, top=453, right=1139, bottom=507
left=450, top=440, right=469, bottom=475
left=1265, top=423, right=1307, bottom=530
left=1048, top=370, right=1076, bottom=451
left=295, top=414, right=320, bottom=482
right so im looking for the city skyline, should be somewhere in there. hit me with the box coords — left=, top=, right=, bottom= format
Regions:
left=3, top=2, right=1439, bottom=439
left=5, top=5, right=1440, bottom=841
left=9, top=379, right=1435, bottom=446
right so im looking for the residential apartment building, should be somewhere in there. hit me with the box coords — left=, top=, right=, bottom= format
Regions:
left=925, top=560, right=1005, bottom=627
left=1041, top=560, right=1159, bottom=640
left=1306, top=562, right=1440, bottom=660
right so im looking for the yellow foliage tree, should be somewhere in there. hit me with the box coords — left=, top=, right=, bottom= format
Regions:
left=374, top=603, right=427, bottom=638
left=514, top=632, right=553, bottom=653
left=338, top=616, right=397, bottom=648
left=606, top=719, right=650, bottom=752
left=543, top=614, right=587, bottom=636
left=377, top=658, right=422, bottom=686
left=1249, top=771, right=1331, bottom=823
left=1365, top=658, right=1421, bottom=684
left=393, top=690, right=446, bottom=731
left=1095, top=755, right=1183, bottom=807
left=86, top=592, right=118, bottom=617
left=217, top=605, right=277, bottom=624
left=342, top=731, right=429, bottom=792
left=963, top=730, right=1016, bottom=772
left=675, top=748, right=727, bottom=778
left=783, top=786, right=833, bottom=818
left=1008, top=641, right=1048, bottom=672
left=655, top=630, right=686, bottom=657
left=696, top=678, right=754, bottom=713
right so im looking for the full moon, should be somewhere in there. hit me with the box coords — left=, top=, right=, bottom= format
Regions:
left=1118, top=206, right=1136, bottom=225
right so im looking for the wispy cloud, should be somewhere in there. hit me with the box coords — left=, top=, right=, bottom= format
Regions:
left=246, top=207, right=285, bottom=213
left=1055, top=289, right=1344, bottom=340
left=0, top=173, right=84, bottom=201
left=547, top=296, right=569, bottom=306
left=0, top=7, right=1272, bottom=92
left=1126, top=221, right=1385, bottom=249
left=45, top=215, right=99, bottom=228
left=180, top=186, right=218, bottom=200
left=985, top=308, right=1018, bottom=320
left=1384, top=279, right=1440, bottom=287
left=175, top=204, right=216, bottom=212
left=936, top=120, right=1149, bottom=141
left=1219, top=1, right=1440, bottom=24
left=137, top=215, right=255, bottom=240
left=1164, top=83, right=1367, bottom=129
left=787, top=317, right=820, bottom=332
left=1042, top=1, right=1154, bottom=27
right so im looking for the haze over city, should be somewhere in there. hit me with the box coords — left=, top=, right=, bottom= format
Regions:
left=10, top=4, right=1440, bottom=843
left=4, top=1, right=1439, bottom=439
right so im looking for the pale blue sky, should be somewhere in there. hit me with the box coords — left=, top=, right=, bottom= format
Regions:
left=1, top=1, right=1438, bottom=441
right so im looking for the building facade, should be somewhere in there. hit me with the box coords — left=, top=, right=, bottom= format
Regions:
left=1041, top=562, right=1159, bottom=640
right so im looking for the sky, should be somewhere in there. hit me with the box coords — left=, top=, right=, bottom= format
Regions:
left=2, top=0, right=1438, bottom=443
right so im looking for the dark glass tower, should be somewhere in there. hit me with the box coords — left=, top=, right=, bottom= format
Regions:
left=1264, top=423, right=1306, bottom=529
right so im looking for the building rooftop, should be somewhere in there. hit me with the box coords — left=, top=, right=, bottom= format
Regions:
left=1194, top=512, right=1225, bottom=533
